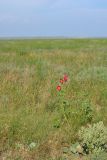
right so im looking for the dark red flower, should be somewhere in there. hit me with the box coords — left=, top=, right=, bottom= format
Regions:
left=63, top=74, right=68, bottom=82
left=56, top=85, right=61, bottom=91
left=60, top=79, right=64, bottom=84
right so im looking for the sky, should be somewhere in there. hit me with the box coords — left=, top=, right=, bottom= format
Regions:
left=0, top=0, right=107, bottom=37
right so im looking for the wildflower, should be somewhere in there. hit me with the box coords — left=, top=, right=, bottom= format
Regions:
left=63, top=74, right=68, bottom=82
left=60, top=79, right=64, bottom=84
left=56, top=85, right=61, bottom=91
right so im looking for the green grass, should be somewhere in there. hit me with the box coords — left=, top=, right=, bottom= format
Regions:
left=0, top=39, right=107, bottom=159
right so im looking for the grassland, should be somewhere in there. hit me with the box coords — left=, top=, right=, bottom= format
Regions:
left=0, top=39, right=107, bottom=159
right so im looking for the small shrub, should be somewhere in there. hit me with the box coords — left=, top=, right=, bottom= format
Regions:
left=78, top=121, right=107, bottom=154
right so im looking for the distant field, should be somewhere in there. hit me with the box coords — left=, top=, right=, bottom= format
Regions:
left=0, top=39, right=107, bottom=159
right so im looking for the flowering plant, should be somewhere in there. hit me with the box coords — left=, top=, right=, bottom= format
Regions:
left=56, top=74, right=69, bottom=92
left=54, top=74, right=71, bottom=127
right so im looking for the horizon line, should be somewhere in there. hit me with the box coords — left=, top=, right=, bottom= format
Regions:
left=0, top=36, right=107, bottom=40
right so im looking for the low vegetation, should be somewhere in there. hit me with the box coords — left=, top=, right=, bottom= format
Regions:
left=0, top=39, right=107, bottom=159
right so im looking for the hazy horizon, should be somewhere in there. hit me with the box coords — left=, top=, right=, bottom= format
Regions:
left=0, top=0, right=107, bottom=37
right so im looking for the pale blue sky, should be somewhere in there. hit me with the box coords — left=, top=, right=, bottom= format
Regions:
left=0, top=0, right=107, bottom=37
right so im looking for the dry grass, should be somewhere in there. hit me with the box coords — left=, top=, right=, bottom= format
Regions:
left=0, top=39, right=107, bottom=159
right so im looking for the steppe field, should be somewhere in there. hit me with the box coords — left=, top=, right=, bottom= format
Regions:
left=0, top=39, right=107, bottom=160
